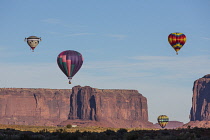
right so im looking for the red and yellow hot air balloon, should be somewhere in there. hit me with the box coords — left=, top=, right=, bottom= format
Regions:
left=168, top=33, right=186, bottom=55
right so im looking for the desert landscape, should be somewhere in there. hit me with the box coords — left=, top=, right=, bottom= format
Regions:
left=1, top=1, right=210, bottom=139
left=0, top=75, right=210, bottom=139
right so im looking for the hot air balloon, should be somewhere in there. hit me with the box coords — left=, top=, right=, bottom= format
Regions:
left=168, top=32, right=186, bottom=55
left=57, top=50, right=83, bottom=84
left=157, top=115, right=169, bottom=128
left=24, top=36, right=42, bottom=52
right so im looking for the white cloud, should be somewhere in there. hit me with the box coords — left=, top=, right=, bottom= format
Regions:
left=41, top=18, right=93, bottom=37
left=41, top=18, right=86, bottom=29
left=46, top=31, right=93, bottom=38
left=0, top=55, right=208, bottom=124
left=1, top=55, right=205, bottom=91
left=0, top=63, right=64, bottom=88
left=131, top=55, right=210, bottom=73
left=41, top=18, right=62, bottom=24
left=66, top=33, right=93, bottom=37
left=41, top=19, right=127, bottom=40
left=106, top=34, right=127, bottom=40
left=83, top=55, right=210, bottom=80
left=78, top=55, right=210, bottom=123
left=0, top=45, right=6, bottom=50
left=201, top=37, right=210, bottom=40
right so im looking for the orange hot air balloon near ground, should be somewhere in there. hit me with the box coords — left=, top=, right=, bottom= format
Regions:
left=168, top=33, right=186, bottom=55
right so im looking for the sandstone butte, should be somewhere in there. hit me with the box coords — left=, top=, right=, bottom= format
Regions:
left=154, top=121, right=184, bottom=129
left=0, top=85, right=155, bottom=128
left=183, top=74, right=210, bottom=128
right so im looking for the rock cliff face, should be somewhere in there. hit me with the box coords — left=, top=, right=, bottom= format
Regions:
left=0, top=86, right=153, bottom=128
left=182, top=121, right=210, bottom=128
left=66, top=86, right=151, bottom=128
left=190, top=74, right=210, bottom=121
left=154, top=121, right=184, bottom=129
left=0, top=88, right=71, bottom=126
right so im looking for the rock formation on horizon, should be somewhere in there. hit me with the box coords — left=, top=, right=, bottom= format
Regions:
left=64, top=86, right=152, bottom=128
left=154, top=121, right=184, bottom=129
left=0, top=86, right=153, bottom=128
left=0, top=88, right=71, bottom=126
left=190, top=74, right=210, bottom=121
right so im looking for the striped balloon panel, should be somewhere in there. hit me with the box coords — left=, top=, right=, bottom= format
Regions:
left=157, top=115, right=169, bottom=128
left=168, top=33, right=186, bottom=52
left=27, top=39, right=40, bottom=49
left=57, top=50, right=83, bottom=79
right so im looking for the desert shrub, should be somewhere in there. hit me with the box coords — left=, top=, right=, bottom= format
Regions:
left=97, top=132, right=109, bottom=140
left=196, top=133, right=201, bottom=138
left=66, top=124, right=72, bottom=128
left=58, top=132, right=71, bottom=140
left=62, top=132, right=81, bottom=140
left=179, top=131, right=196, bottom=140
left=62, top=130, right=82, bottom=140
left=142, top=136, right=150, bottom=140
left=117, top=128, right=127, bottom=135
left=199, top=136, right=210, bottom=140
left=0, top=134, right=6, bottom=140
left=104, top=129, right=115, bottom=136
left=5, top=135, right=20, bottom=140
left=56, top=128, right=67, bottom=133
left=159, top=135, right=177, bottom=140
left=38, top=129, right=49, bottom=133
left=83, top=132, right=100, bottom=140
left=82, top=131, right=91, bottom=136
left=19, top=132, right=31, bottom=140
left=5, top=128, right=15, bottom=131
left=161, top=130, right=170, bottom=136
left=30, top=134, right=45, bottom=140
left=124, top=132, right=139, bottom=140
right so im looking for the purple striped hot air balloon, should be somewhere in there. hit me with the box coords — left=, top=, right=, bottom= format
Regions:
left=57, top=50, right=84, bottom=84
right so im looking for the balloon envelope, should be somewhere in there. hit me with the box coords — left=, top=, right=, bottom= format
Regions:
left=168, top=33, right=186, bottom=55
left=57, top=50, right=83, bottom=84
left=157, top=115, right=169, bottom=128
left=25, top=36, right=41, bottom=51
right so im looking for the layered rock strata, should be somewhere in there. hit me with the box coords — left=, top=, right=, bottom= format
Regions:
left=0, top=86, right=153, bottom=128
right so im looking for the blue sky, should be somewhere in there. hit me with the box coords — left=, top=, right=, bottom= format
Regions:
left=0, top=0, right=210, bottom=124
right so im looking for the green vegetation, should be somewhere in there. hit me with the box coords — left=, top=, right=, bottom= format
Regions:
left=0, top=124, right=210, bottom=139
left=66, top=124, right=72, bottom=128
